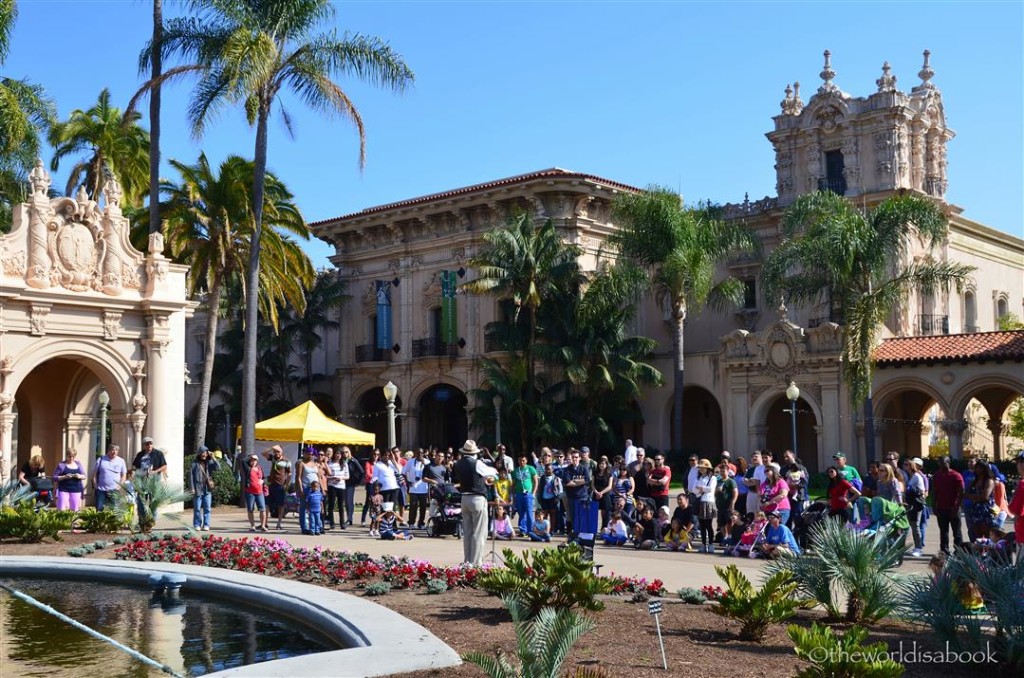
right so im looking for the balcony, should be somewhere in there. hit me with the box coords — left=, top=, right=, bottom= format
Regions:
left=355, top=344, right=391, bottom=363
left=817, top=176, right=847, bottom=195
left=412, top=337, right=457, bottom=358
left=917, top=314, right=949, bottom=336
left=484, top=334, right=509, bottom=353
left=964, top=324, right=981, bottom=334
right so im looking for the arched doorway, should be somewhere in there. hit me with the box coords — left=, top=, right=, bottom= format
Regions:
left=12, top=357, right=125, bottom=486
left=765, top=395, right=819, bottom=473
left=877, top=387, right=944, bottom=460
left=418, top=384, right=468, bottom=451
left=355, top=389, right=402, bottom=450
left=668, top=387, right=723, bottom=460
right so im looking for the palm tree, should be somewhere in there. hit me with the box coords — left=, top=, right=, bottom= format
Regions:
left=464, top=213, right=583, bottom=409
left=161, top=153, right=313, bottom=451
left=762, top=191, right=975, bottom=460
left=139, top=0, right=413, bottom=459
left=48, top=88, right=150, bottom=205
left=0, top=0, right=56, bottom=219
left=147, top=0, right=163, bottom=236
left=612, top=188, right=757, bottom=455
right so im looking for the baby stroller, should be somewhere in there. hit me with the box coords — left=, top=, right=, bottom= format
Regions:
left=730, top=517, right=768, bottom=558
left=29, top=477, right=55, bottom=509
left=793, top=500, right=829, bottom=550
left=425, top=483, right=463, bottom=539
left=860, top=497, right=910, bottom=563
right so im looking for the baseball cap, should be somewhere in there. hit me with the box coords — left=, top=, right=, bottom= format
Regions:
left=197, top=445, right=209, bottom=453
left=580, top=446, right=590, bottom=454
left=142, top=436, right=154, bottom=444
left=911, top=457, right=924, bottom=467
left=832, top=452, right=845, bottom=460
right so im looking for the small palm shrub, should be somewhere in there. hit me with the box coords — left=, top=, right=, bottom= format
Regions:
left=710, top=564, right=813, bottom=642
left=117, top=475, right=192, bottom=532
left=0, top=501, right=76, bottom=542
left=74, top=507, right=129, bottom=533
left=767, top=517, right=905, bottom=622
left=899, top=550, right=1024, bottom=671
left=463, top=595, right=596, bottom=678
left=425, top=578, right=448, bottom=594
left=677, top=587, right=706, bottom=604
left=363, top=582, right=391, bottom=596
left=1, top=480, right=34, bottom=507
left=788, top=622, right=904, bottom=678
left=476, top=545, right=614, bottom=618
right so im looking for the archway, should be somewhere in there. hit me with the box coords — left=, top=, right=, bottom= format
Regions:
left=668, top=386, right=723, bottom=460
left=764, top=395, right=819, bottom=473
left=354, top=388, right=402, bottom=450
left=876, top=386, right=946, bottom=460
left=13, top=356, right=124, bottom=483
left=418, top=384, right=468, bottom=451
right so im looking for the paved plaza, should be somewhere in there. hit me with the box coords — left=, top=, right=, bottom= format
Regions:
left=154, top=507, right=931, bottom=592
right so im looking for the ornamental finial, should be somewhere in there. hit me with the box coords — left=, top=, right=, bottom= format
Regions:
left=819, top=50, right=837, bottom=93
left=917, top=50, right=935, bottom=90
left=876, top=61, right=897, bottom=92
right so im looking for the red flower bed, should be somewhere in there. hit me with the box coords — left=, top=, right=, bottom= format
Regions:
left=608, top=574, right=666, bottom=597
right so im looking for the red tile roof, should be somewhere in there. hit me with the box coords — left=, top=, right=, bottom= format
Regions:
left=309, top=168, right=641, bottom=227
left=874, top=330, right=1024, bottom=365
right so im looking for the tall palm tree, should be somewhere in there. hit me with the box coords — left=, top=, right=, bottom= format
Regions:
left=139, top=0, right=413, bottom=458
left=147, top=0, right=162, bottom=235
left=162, top=153, right=313, bottom=451
left=0, top=0, right=55, bottom=221
left=612, top=188, right=757, bottom=455
left=762, top=191, right=975, bottom=461
left=464, top=213, right=583, bottom=409
left=49, top=88, right=150, bottom=205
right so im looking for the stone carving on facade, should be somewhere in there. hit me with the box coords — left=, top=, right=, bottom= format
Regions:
left=774, top=149, right=794, bottom=195
left=913, top=50, right=936, bottom=92
left=805, top=321, right=842, bottom=353
left=29, top=304, right=49, bottom=336
left=722, top=329, right=752, bottom=358
left=450, top=247, right=465, bottom=263
left=722, top=195, right=778, bottom=220
left=780, top=83, right=805, bottom=116
left=806, top=143, right=823, bottom=190
left=842, top=137, right=861, bottom=187
left=874, top=131, right=895, bottom=179
left=29, top=158, right=50, bottom=196
left=748, top=383, right=773, bottom=407
left=574, top=196, right=594, bottom=219
left=103, top=173, right=123, bottom=208
left=410, top=254, right=425, bottom=267
left=361, top=283, right=376, bottom=316
left=818, top=50, right=838, bottom=94
left=387, top=258, right=401, bottom=273
left=876, top=61, right=897, bottom=92
left=1, top=248, right=25, bottom=276
left=102, top=310, right=122, bottom=341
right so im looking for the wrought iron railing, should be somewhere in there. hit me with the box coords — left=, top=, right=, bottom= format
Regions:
left=484, top=334, right=508, bottom=353
left=964, top=324, right=980, bottom=334
left=412, top=337, right=456, bottom=358
left=355, top=344, right=391, bottom=363
left=817, top=176, right=847, bottom=195
left=917, top=314, right=949, bottom=336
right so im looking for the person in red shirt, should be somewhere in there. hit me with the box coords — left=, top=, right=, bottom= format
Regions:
left=1007, top=452, right=1024, bottom=565
left=826, top=466, right=860, bottom=521
left=648, top=454, right=672, bottom=510
left=931, top=456, right=965, bottom=554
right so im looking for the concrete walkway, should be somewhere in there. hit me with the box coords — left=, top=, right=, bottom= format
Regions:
left=155, top=507, right=929, bottom=592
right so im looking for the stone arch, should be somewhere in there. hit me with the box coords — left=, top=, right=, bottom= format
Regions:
left=664, top=385, right=724, bottom=460
left=949, top=373, right=1024, bottom=422
left=750, top=385, right=824, bottom=472
left=6, top=337, right=134, bottom=409
left=416, top=383, right=468, bottom=452
left=873, top=377, right=951, bottom=420
left=873, top=379, right=948, bottom=460
left=351, top=382, right=403, bottom=450
left=409, top=376, right=468, bottom=406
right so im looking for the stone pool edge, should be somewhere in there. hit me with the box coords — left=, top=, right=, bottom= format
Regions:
left=0, top=556, right=462, bottom=677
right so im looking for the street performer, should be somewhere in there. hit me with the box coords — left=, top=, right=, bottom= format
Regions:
left=452, top=439, right=498, bottom=565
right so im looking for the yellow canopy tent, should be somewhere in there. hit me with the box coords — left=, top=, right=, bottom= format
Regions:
left=250, top=400, right=376, bottom=446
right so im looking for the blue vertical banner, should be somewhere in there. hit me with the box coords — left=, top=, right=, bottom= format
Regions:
left=375, top=280, right=392, bottom=350
left=441, top=270, right=458, bottom=344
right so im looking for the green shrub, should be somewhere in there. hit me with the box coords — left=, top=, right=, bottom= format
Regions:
left=1, top=480, right=34, bottom=507
left=710, top=564, right=813, bottom=642
left=74, top=507, right=129, bottom=534
left=677, top=587, right=706, bottom=604
left=67, top=547, right=86, bottom=557
left=767, top=516, right=906, bottom=623
left=462, top=595, right=596, bottom=678
left=0, top=502, right=75, bottom=543
left=364, top=582, right=391, bottom=597
left=425, top=578, right=448, bottom=595
left=93, top=540, right=111, bottom=550
left=112, top=536, right=128, bottom=545
left=788, top=622, right=904, bottom=678
left=476, top=545, right=614, bottom=618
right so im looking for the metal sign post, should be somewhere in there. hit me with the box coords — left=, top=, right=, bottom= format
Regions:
left=647, top=599, right=667, bottom=670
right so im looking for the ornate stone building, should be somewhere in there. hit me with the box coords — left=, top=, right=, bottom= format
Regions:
left=180, top=50, right=1024, bottom=474
left=0, top=162, right=192, bottom=491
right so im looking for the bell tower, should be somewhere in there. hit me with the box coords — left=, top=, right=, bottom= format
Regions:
left=767, top=50, right=954, bottom=207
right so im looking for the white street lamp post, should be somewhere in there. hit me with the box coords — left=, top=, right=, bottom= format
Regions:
left=98, top=388, right=110, bottom=457
left=493, top=394, right=503, bottom=447
left=383, top=381, right=398, bottom=451
left=786, top=381, right=800, bottom=458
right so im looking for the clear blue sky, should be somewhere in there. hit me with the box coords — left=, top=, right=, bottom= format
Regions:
left=6, top=1, right=1022, bottom=267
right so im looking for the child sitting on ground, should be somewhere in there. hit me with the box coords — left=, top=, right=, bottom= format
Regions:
left=929, top=552, right=985, bottom=613
left=378, top=503, right=414, bottom=540
left=492, top=505, right=514, bottom=540
left=529, top=509, right=551, bottom=542
left=601, top=510, right=629, bottom=546
left=716, top=510, right=747, bottom=549
left=663, top=518, right=693, bottom=552
left=305, top=481, right=325, bottom=536
left=367, top=481, right=383, bottom=537
left=730, top=511, right=767, bottom=557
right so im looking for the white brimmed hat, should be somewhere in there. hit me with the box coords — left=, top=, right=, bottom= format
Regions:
left=460, top=439, right=480, bottom=455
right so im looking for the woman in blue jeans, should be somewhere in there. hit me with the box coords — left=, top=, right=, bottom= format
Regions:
left=190, top=447, right=219, bottom=530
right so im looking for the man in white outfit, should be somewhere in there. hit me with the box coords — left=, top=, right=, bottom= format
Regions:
left=452, top=440, right=497, bottom=565
left=624, top=439, right=638, bottom=467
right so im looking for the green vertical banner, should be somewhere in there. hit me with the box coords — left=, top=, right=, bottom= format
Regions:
left=441, top=270, right=458, bottom=344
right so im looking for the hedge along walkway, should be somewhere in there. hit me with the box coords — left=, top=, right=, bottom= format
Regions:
left=151, top=507, right=931, bottom=593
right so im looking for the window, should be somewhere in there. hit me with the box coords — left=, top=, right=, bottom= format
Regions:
left=819, top=150, right=847, bottom=195
left=743, top=279, right=757, bottom=310
left=996, top=296, right=1009, bottom=321
left=964, top=291, right=977, bottom=332
left=430, top=307, right=443, bottom=341
left=368, top=315, right=377, bottom=345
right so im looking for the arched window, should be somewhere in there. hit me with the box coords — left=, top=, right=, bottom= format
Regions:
left=964, top=291, right=977, bottom=333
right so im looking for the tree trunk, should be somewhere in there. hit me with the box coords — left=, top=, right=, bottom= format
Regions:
left=241, top=105, right=270, bottom=458
left=863, top=396, right=877, bottom=463
left=148, top=0, right=162, bottom=235
left=671, top=303, right=686, bottom=455
left=193, top=278, right=223, bottom=452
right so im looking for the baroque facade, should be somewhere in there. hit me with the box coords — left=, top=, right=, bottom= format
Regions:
left=0, top=162, right=192, bottom=492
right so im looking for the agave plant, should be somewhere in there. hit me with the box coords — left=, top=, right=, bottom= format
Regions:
left=0, top=480, right=35, bottom=507
left=462, top=595, right=596, bottom=678
left=766, top=517, right=906, bottom=623
left=112, top=474, right=192, bottom=533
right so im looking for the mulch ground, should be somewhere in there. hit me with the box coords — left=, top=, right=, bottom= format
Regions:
left=0, top=535, right=996, bottom=678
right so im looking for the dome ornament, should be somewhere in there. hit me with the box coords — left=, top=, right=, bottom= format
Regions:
left=781, top=82, right=804, bottom=116
left=818, top=50, right=838, bottom=94
left=916, top=50, right=936, bottom=91
left=876, top=61, right=897, bottom=92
